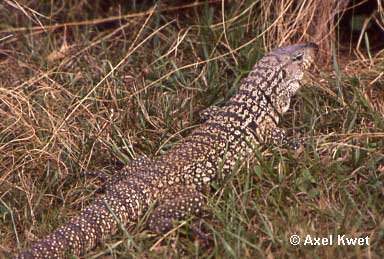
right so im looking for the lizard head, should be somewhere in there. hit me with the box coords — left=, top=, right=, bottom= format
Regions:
left=264, top=41, right=318, bottom=113
left=269, top=41, right=318, bottom=92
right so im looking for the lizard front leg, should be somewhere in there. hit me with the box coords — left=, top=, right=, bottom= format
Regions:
left=253, top=114, right=301, bottom=150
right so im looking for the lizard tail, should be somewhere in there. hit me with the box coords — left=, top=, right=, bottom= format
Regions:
left=15, top=180, right=148, bottom=259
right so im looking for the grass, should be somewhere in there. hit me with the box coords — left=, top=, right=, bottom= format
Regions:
left=1, top=0, right=384, bottom=258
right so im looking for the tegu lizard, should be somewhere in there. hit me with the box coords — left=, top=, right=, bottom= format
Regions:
left=15, top=41, right=318, bottom=259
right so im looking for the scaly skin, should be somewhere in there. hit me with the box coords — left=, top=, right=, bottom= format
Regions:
left=15, top=42, right=318, bottom=259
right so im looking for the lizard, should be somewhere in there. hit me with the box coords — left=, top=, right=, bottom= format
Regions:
left=15, top=41, right=318, bottom=259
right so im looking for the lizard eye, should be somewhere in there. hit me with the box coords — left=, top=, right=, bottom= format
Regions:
left=292, top=52, right=304, bottom=62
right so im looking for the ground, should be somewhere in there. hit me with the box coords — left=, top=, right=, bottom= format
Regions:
left=0, top=1, right=383, bottom=258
